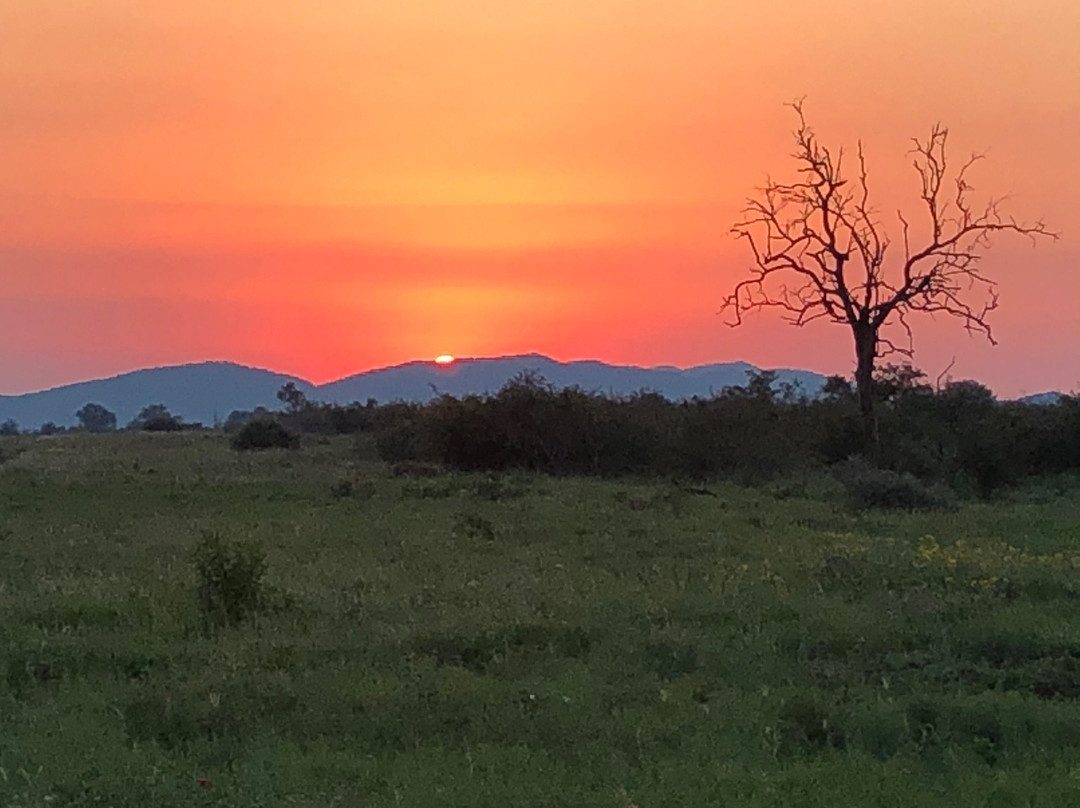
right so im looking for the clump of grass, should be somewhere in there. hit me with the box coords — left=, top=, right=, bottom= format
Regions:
left=330, top=477, right=376, bottom=501
left=389, top=460, right=442, bottom=478
left=775, top=694, right=847, bottom=756
left=329, top=478, right=353, bottom=499
left=470, top=473, right=528, bottom=501
left=835, top=456, right=955, bottom=511
left=452, top=512, right=496, bottom=541
left=192, top=532, right=269, bottom=627
left=401, top=479, right=458, bottom=499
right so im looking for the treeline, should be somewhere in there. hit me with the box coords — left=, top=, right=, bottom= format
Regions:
left=5, top=403, right=198, bottom=435
left=6, top=368, right=1077, bottom=494
left=264, top=367, right=1078, bottom=494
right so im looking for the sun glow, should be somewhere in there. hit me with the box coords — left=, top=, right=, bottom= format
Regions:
left=434, top=354, right=455, bottom=365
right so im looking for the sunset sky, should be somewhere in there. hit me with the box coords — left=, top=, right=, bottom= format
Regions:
left=2, top=0, right=1078, bottom=397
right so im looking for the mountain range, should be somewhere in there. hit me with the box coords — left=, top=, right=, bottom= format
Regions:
left=0, top=355, right=828, bottom=430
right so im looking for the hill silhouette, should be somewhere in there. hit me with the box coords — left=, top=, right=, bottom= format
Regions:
left=0, top=355, right=827, bottom=430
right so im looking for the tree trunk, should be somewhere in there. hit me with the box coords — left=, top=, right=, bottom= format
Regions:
left=853, top=323, right=878, bottom=455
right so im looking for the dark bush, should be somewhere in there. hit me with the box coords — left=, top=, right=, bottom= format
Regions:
left=130, top=404, right=183, bottom=432
left=223, top=407, right=272, bottom=432
left=355, top=365, right=1078, bottom=490
left=778, top=695, right=847, bottom=755
left=192, top=532, right=268, bottom=627
left=329, top=479, right=353, bottom=499
left=390, top=461, right=442, bottom=478
left=452, top=512, right=496, bottom=542
left=142, top=416, right=184, bottom=432
left=471, top=473, right=528, bottom=501
left=76, top=402, right=117, bottom=432
left=374, top=403, right=431, bottom=463
left=835, top=457, right=955, bottom=511
left=230, top=418, right=299, bottom=450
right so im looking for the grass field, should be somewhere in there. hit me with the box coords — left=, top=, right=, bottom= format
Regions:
left=2, top=432, right=1080, bottom=806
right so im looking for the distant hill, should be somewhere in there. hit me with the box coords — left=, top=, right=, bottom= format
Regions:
left=318, top=354, right=826, bottom=406
left=0, top=355, right=828, bottom=430
left=1018, top=391, right=1065, bottom=406
left=0, top=362, right=314, bottom=430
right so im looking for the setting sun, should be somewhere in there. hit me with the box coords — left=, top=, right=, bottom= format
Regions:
left=434, top=355, right=456, bottom=365
left=0, top=0, right=1075, bottom=398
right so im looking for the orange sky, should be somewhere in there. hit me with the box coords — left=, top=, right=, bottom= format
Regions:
left=2, top=0, right=1078, bottom=396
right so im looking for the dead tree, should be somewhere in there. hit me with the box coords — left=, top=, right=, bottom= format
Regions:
left=723, top=101, right=1055, bottom=448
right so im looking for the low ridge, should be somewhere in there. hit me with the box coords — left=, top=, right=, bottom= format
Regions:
left=0, top=355, right=827, bottom=430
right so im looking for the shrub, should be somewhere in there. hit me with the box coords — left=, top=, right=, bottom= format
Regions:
left=130, top=404, right=183, bottom=432
left=329, top=478, right=375, bottom=501
left=223, top=407, right=272, bottom=433
left=192, top=532, right=269, bottom=626
left=452, top=512, right=496, bottom=542
left=835, top=456, right=955, bottom=511
left=389, top=461, right=442, bottom=478
left=777, top=695, right=847, bottom=755
left=75, top=402, right=117, bottom=432
left=471, top=473, right=528, bottom=501
left=142, top=415, right=184, bottom=432
left=357, top=367, right=1079, bottom=488
left=230, top=418, right=298, bottom=450
left=329, top=479, right=353, bottom=499
left=375, top=421, right=428, bottom=463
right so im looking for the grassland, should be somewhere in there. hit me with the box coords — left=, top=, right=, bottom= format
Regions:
left=1, top=431, right=1079, bottom=806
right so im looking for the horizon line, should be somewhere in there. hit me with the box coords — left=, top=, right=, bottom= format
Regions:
left=1, top=353, right=830, bottom=399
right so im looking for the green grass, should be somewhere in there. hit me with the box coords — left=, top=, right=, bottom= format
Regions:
left=2, top=432, right=1080, bottom=806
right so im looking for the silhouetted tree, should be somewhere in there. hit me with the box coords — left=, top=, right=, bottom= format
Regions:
left=76, top=402, right=117, bottom=433
left=276, top=382, right=310, bottom=414
left=0, top=419, right=19, bottom=436
left=131, top=403, right=183, bottom=432
left=223, top=407, right=271, bottom=432
left=820, top=375, right=855, bottom=402
left=724, top=101, right=1054, bottom=447
left=873, top=363, right=932, bottom=404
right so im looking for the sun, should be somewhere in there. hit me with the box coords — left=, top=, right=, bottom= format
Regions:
left=434, top=354, right=455, bottom=365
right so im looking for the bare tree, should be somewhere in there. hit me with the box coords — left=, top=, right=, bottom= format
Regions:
left=724, top=101, right=1055, bottom=446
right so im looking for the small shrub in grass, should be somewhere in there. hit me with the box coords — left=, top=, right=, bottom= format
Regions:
left=230, top=418, right=298, bottom=451
left=401, top=479, right=457, bottom=499
left=952, top=707, right=1006, bottom=765
left=777, top=694, right=847, bottom=755
left=835, top=456, right=955, bottom=511
left=5, top=655, right=60, bottom=698
left=471, top=473, right=528, bottom=501
left=814, top=553, right=874, bottom=599
left=849, top=704, right=906, bottom=760
left=645, top=641, right=700, bottom=680
left=329, top=479, right=353, bottom=499
left=453, top=512, right=496, bottom=541
left=193, top=532, right=268, bottom=626
left=330, top=477, right=376, bottom=501
left=390, top=460, right=442, bottom=478
left=906, top=700, right=943, bottom=751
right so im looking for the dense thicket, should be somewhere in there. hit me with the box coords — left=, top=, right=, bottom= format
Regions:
left=203, top=369, right=1079, bottom=492
left=354, top=369, right=1078, bottom=492
left=230, top=418, right=299, bottom=451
